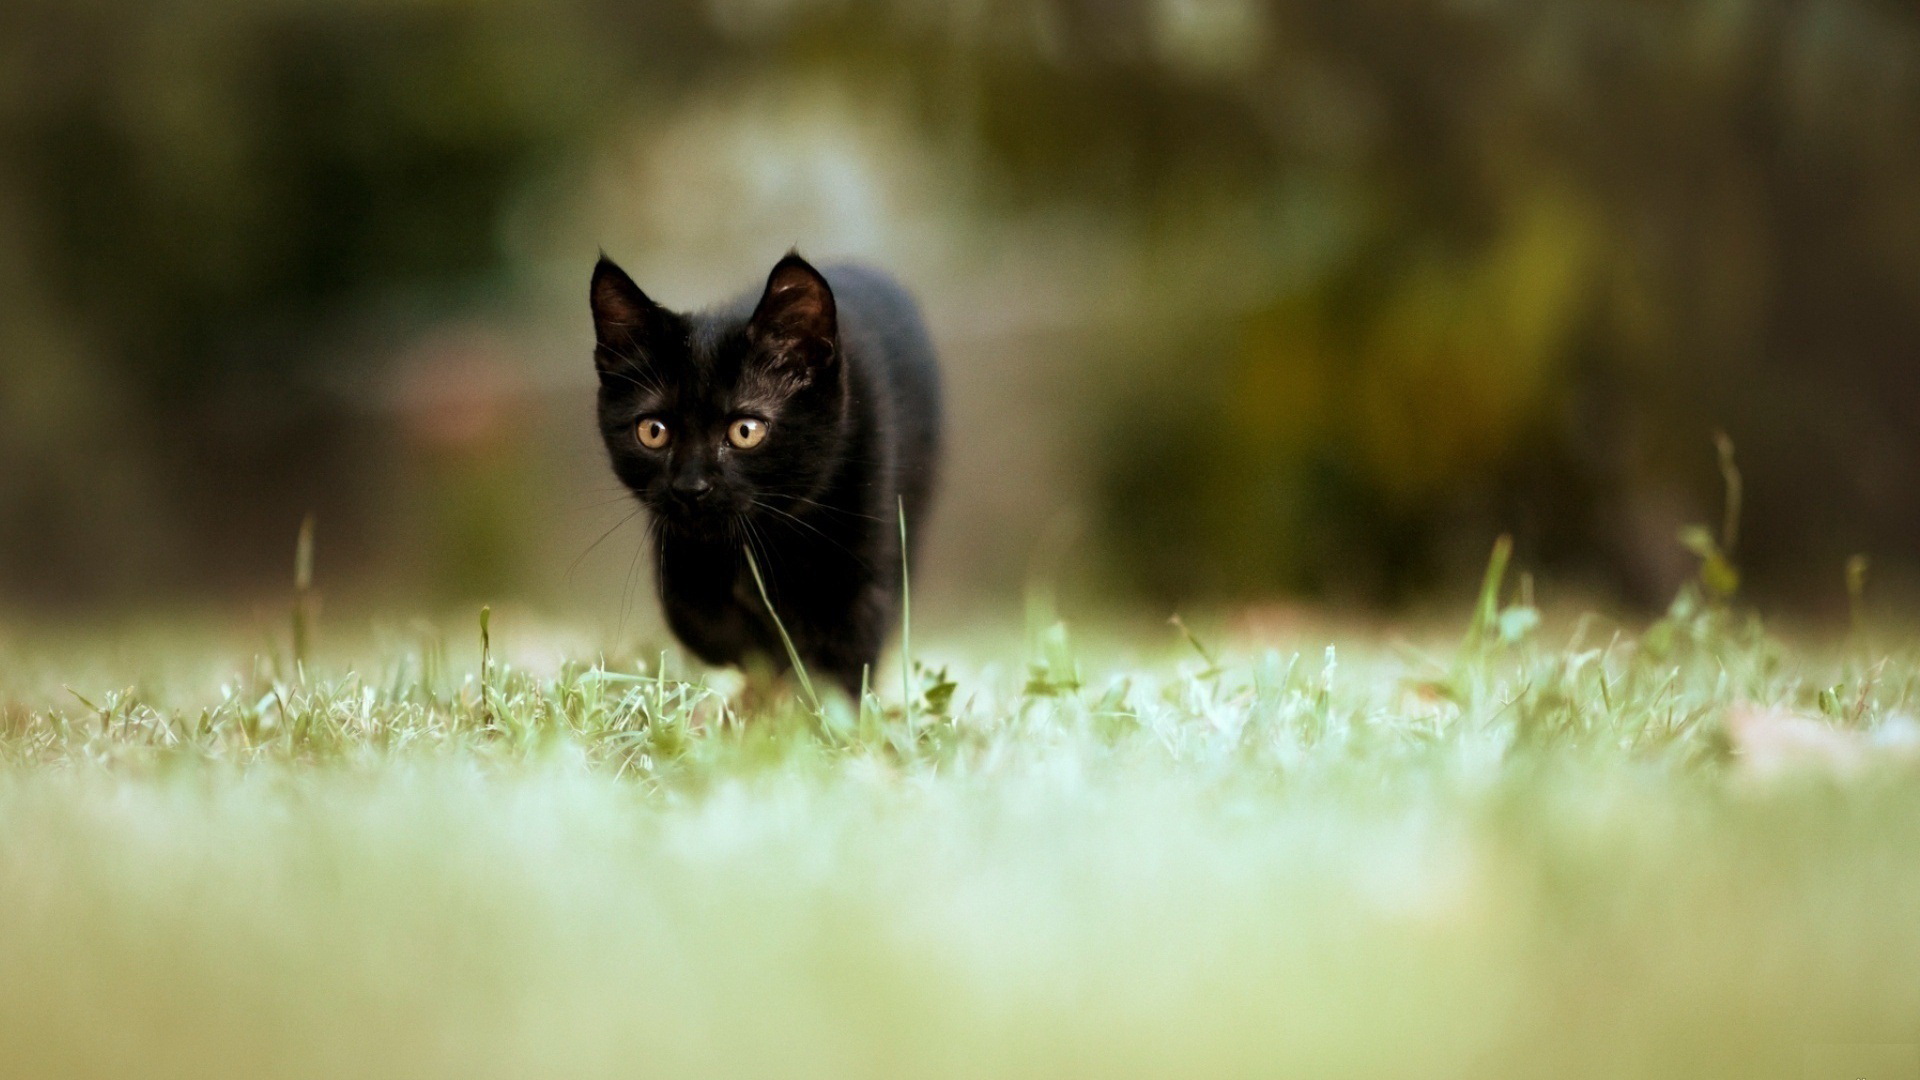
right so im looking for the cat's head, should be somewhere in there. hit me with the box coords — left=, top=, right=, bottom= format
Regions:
left=590, top=252, right=846, bottom=538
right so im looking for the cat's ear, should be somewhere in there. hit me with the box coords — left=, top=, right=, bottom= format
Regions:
left=747, top=252, right=837, bottom=376
left=590, top=256, right=660, bottom=364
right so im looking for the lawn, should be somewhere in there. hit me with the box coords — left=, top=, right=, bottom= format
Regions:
left=1, top=564, right=1917, bottom=1079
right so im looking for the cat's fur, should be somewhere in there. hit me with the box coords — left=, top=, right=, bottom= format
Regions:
left=590, top=252, right=941, bottom=695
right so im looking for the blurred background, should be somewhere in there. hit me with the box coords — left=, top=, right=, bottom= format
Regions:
left=2, top=0, right=1917, bottom=625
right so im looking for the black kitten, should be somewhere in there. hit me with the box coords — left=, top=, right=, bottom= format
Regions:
left=590, top=252, right=941, bottom=696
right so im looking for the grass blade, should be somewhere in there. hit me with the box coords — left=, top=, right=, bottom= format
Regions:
left=743, top=543, right=822, bottom=715
left=899, top=496, right=914, bottom=729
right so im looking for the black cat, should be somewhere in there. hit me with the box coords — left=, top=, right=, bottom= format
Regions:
left=590, top=252, right=942, bottom=696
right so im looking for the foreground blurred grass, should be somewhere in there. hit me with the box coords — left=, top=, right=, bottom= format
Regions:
left=1, top=588, right=1918, bottom=1078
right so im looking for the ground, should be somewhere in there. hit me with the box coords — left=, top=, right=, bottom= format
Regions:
left=1, top=579, right=1917, bottom=1079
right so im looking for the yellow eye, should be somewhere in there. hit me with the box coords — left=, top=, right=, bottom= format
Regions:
left=636, top=418, right=671, bottom=449
left=727, top=417, right=768, bottom=449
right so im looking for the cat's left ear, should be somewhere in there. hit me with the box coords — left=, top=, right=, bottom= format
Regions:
left=747, top=253, right=838, bottom=377
left=590, top=256, right=662, bottom=364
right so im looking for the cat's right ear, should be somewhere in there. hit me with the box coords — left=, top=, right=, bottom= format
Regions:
left=590, top=256, right=660, bottom=368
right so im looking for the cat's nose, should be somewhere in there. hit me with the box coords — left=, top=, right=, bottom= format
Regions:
left=669, top=475, right=714, bottom=504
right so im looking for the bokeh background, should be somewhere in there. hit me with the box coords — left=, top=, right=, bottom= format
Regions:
left=3, top=0, right=1917, bottom=622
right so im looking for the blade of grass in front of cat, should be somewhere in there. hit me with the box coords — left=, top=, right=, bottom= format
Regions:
left=899, top=496, right=914, bottom=728
left=742, top=543, right=821, bottom=715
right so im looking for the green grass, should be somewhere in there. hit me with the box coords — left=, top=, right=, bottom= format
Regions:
left=1, top=583, right=1918, bottom=1079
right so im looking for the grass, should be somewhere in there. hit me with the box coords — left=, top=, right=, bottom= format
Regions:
left=1, top=568, right=1918, bottom=1078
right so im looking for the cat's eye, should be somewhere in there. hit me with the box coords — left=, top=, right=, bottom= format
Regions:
left=727, top=417, right=769, bottom=450
left=636, top=417, right=671, bottom=449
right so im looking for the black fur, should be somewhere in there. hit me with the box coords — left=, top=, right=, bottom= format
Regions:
left=590, top=252, right=941, bottom=695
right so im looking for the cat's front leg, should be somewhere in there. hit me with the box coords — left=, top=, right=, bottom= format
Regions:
left=799, top=584, right=894, bottom=699
left=659, top=592, right=760, bottom=669
left=655, top=540, right=762, bottom=668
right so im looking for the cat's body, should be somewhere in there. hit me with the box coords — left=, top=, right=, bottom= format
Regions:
left=591, top=253, right=941, bottom=695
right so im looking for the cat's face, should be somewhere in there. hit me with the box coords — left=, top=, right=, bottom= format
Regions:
left=591, top=254, right=846, bottom=539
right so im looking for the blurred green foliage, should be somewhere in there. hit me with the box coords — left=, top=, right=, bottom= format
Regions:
left=1073, top=2, right=1920, bottom=603
left=1, top=0, right=1917, bottom=608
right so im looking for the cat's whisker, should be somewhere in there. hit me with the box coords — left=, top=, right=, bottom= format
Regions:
left=763, top=492, right=887, bottom=524
left=616, top=515, right=657, bottom=640
left=597, top=365, right=652, bottom=391
left=748, top=499, right=874, bottom=568
left=598, top=354, right=670, bottom=399
left=568, top=505, right=646, bottom=582
left=574, top=491, right=645, bottom=512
